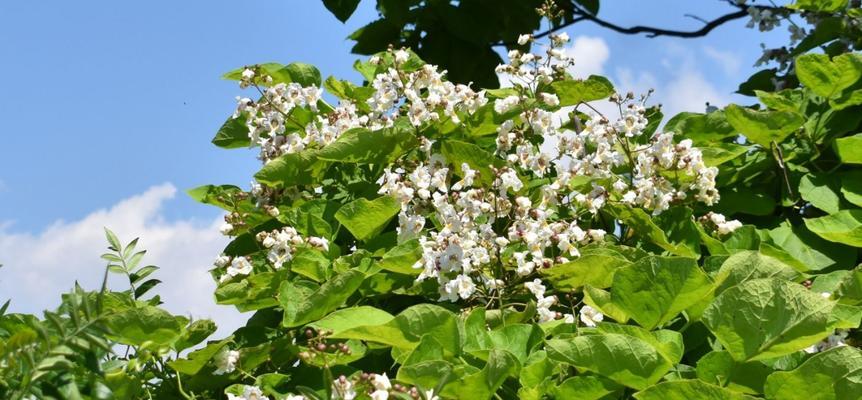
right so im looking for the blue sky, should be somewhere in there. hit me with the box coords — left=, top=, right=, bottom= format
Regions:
left=0, top=0, right=789, bottom=331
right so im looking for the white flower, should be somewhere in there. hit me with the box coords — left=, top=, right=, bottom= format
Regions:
left=223, top=256, right=253, bottom=280
left=579, top=305, right=604, bottom=327
left=370, top=391, right=389, bottom=400
left=219, top=223, right=234, bottom=235
left=517, top=34, right=531, bottom=45
left=524, top=278, right=546, bottom=298
left=499, top=170, right=523, bottom=193
left=227, top=385, right=268, bottom=400
left=494, top=95, right=520, bottom=114
left=332, top=376, right=356, bottom=400
left=423, top=389, right=440, bottom=400
left=540, top=92, right=559, bottom=107
left=371, top=373, right=392, bottom=391
left=214, top=255, right=231, bottom=268
left=394, top=49, right=410, bottom=64
left=286, top=395, right=305, bottom=400
left=213, top=348, right=240, bottom=375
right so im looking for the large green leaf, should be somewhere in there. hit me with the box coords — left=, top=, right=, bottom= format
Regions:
left=322, top=0, right=361, bottom=22
left=764, top=346, right=862, bottom=400
left=376, top=239, right=423, bottom=275
left=702, top=278, right=834, bottom=361
left=606, top=204, right=696, bottom=257
left=285, top=62, right=322, bottom=87
left=332, top=304, right=460, bottom=354
left=550, top=75, right=614, bottom=106
left=335, top=195, right=400, bottom=241
left=696, top=350, right=773, bottom=394
left=724, top=104, right=803, bottom=147
left=795, top=53, right=862, bottom=98
left=215, top=270, right=286, bottom=312
left=212, top=116, right=251, bottom=149
left=766, top=223, right=857, bottom=272
left=712, top=251, right=800, bottom=295
left=308, top=306, right=395, bottom=336
left=167, top=340, right=230, bottom=375
left=316, top=126, right=418, bottom=164
left=834, top=133, right=862, bottom=165
left=280, top=269, right=366, bottom=327
left=836, top=266, right=862, bottom=305
left=611, top=256, right=713, bottom=329
left=440, top=349, right=520, bottom=400
left=546, top=333, right=673, bottom=390
left=840, top=171, right=862, bottom=207
left=804, top=209, right=862, bottom=247
left=105, top=306, right=184, bottom=347
left=553, top=375, right=623, bottom=400
left=254, top=149, right=327, bottom=187
left=664, top=111, right=736, bottom=145
left=799, top=173, right=842, bottom=214
left=540, top=253, right=631, bottom=290
left=633, top=380, right=759, bottom=400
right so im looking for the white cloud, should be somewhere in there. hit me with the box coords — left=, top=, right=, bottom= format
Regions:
left=0, top=183, right=247, bottom=337
left=564, top=36, right=610, bottom=78
left=703, top=46, right=742, bottom=77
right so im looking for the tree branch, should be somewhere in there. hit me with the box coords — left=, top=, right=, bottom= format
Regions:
left=494, top=4, right=783, bottom=47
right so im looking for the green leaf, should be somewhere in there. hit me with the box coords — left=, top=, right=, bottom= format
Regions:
left=633, top=380, right=760, bottom=400
left=756, top=89, right=802, bottom=112
left=840, top=171, right=862, bottom=206
left=724, top=104, right=803, bottom=147
left=167, top=340, right=229, bottom=375
left=546, top=333, right=673, bottom=390
left=105, top=306, right=184, bottom=347
left=804, top=209, right=862, bottom=247
left=611, top=256, right=713, bottom=329
left=321, top=0, right=361, bottom=22
left=174, top=319, right=217, bottom=352
left=795, top=52, right=862, bottom=98
left=700, top=143, right=749, bottom=167
left=606, top=204, right=696, bottom=257
left=553, top=375, right=622, bottom=400
left=696, top=350, right=773, bottom=394
left=764, top=346, right=862, bottom=400
left=254, top=149, right=327, bottom=188
left=280, top=270, right=366, bottom=328
left=284, top=62, right=322, bottom=87
left=333, top=304, right=460, bottom=354
left=441, top=140, right=504, bottom=187
left=440, top=349, right=520, bottom=400
left=713, top=251, right=800, bottom=295
left=702, top=278, right=834, bottom=361
left=766, top=223, right=856, bottom=272
left=540, top=253, right=631, bottom=290
left=215, top=270, right=286, bottom=312
left=834, top=133, right=862, bottom=164
left=799, top=174, right=842, bottom=214
left=582, top=286, right=629, bottom=323
left=316, top=126, right=418, bottom=164
left=836, top=266, right=862, bottom=305
left=664, top=111, right=736, bottom=145
left=212, top=116, right=251, bottom=149
left=377, top=239, right=422, bottom=275
left=335, top=195, right=400, bottom=241
left=550, top=75, right=614, bottom=106
left=308, top=306, right=395, bottom=336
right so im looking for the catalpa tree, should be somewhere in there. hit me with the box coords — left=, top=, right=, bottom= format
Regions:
left=2, top=1, right=862, bottom=399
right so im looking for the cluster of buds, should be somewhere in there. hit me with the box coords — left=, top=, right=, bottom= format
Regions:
left=297, top=328, right=352, bottom=365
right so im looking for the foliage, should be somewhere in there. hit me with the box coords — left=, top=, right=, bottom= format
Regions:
left=3, top=1, right=862, bottom=399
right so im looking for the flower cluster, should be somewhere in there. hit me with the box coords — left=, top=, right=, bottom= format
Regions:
left=700, top=212, right=743, bottom=236
left=256, top=227, right=329, bottom=269
left=331, top=372, right=436, bottom=400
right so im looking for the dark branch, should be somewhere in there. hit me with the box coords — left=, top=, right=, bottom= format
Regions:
left=494, top=4, right=782, bottom=47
